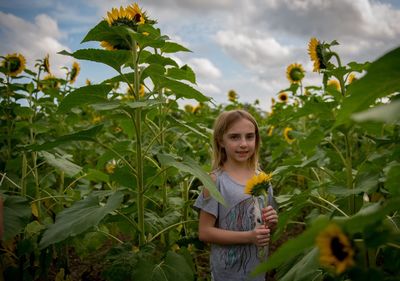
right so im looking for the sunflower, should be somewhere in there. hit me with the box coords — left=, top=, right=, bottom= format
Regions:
left=228, top=90, right=238, bottom=102
left=267, top=125, right=275, bottom=136
left=100, top=41, right=116, bottom=51
left=1, top=53, right=26, bottom=76
left=85, top=79, right=91, bottom=85
left=347, top=73, right=357, bottom=84
left=316, top=223, right=355, bottom=274
left=192, top=104, right=201, bottom=114
left=69, top=62, right=80, bottom=84
left=244, top=172, right=272, bottom=197
left=184, top=104, right=194, bottom=113
left=278, top=92, right=288, bottom=103
left=43, top=54, right=51, bottom=74
left=139, top=84, right=145, bottom=97
left=271, top=98, right=275, bottom=105
left=286, top=63, right=305, bottom=84
left=105, top=160, right=117, bottom=174
left=105, top=3, right=145, bottom=27
left=327, top=79, right=340, bottom=91
left=39, top=74, right=60, bottom=90
left=308, top=37, right=326, bottom=72
left=283, top=127, right=295, bottom=144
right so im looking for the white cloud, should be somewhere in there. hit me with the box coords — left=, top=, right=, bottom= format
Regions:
left=188, top=58, right=222, bottom=79
left=0, top=12, right=72, bottom=77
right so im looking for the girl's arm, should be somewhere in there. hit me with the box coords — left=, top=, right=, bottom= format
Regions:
left=198, top=209, right=270, bottom=246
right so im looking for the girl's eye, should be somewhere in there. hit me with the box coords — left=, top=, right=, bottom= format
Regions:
left=246, top=134, right=255, bottom=140
left=230, top=135, right=240, bottom=140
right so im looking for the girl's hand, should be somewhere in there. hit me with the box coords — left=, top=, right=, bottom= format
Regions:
left=262, top=206, right=278, bottom=230
left=251, top=225, right=270, bottom=247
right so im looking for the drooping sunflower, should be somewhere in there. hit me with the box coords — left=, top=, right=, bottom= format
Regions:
left=327, top=79, right=340, bottom=91
left=278, top=92, right=288, bottom=103
left=1, top=53, right=26, bottom=77
left=244, top=172, right=272, bottom=197
left=283, top=127, right=295, bottom=144
left=43, top=54, right=51, bottom=74
left=308, top=37, right=326, bottom=72
left=228, top=90, right=238, bottom=102
left=69, top=62, right=80, bottom=84
left=286, top=63, right=305, bottom=84
left=316, top=223, right=355, bottom=274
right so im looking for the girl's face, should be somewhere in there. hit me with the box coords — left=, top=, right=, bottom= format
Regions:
left=221, top=118, right=256, bottom=165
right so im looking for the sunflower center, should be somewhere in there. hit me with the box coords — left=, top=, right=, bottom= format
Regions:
left=290, top=69, right=304, bottom=81
left=7, top=58, right=21, bottom=72
left=330, top=237, right=348, bottom=261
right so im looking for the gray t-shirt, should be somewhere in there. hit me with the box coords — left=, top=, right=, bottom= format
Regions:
left=194, top=170, right=275, bottom=281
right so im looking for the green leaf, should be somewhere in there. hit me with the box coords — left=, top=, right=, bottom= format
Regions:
left=335, top=47, right=400, bottom=126
left=253, top=216, right=329, bottom=275
left=279, top=248, right=320, bottom=281
left=57, top=84, right=113, bottom=113
left=59, top=49, right=133, bottom=72
left=2, top=195, right=31, bottom=241
left=352, top=99, right=400, bottom=123
left=39, top=191, right=123, bottom=249
left=145, top=54, right=178, bottom=67
left=161, top=42, right=191, bottom=53
left=338, top=198, right=400, bottom=233
left=166, top=65, right=196, bottom=84
left=157, top=154, right=225, bottom=206
left=161, top=78, right=209, bottom=102
left=133, top=251, right=194, bottom=281
left=28, top=125, right=103, bottom=151
left=41, top=151, right=82, bottom=177
left=385, top=163, right=400, bottom=196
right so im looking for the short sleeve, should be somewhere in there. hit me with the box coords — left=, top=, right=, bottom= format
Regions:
left=193, top=189, right=219, bottom=219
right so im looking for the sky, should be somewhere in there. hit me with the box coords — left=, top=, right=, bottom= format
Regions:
left=1, top=0, right=400, bottom=110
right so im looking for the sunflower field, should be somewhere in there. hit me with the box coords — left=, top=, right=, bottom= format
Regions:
left=1, top=3, right=399, bottom=281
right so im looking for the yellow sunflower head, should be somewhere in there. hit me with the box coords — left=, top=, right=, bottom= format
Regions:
left=105, top=3, right=151, bottom=29
left=192, top=103, right=202, bottom=114
left=283, top=127, right=295, bottom=144
left=327, top=79, right=340, bottom=91
left=228, top=90, right=238, bottom=102
left=105, top=160, right=117, bottom=174
left=267, top=125, right=275, bottom=136
left=286, top=63, right=305, bottom=84
left=278, top=92, right=288, bottom=103
left=308, top=37, right=326, bottom=73
left=69, top=62, right=80, bottom=84
left=244, top=172, right=272, bottom=196
left=1, top=53, right=26, bottom=77
left=85, top=79, right=91, bottom=85
left=184, top=104, right=194, bottom=113
left=316, top=223, right=355, bottom=274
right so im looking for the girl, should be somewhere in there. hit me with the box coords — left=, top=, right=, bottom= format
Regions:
left=194, top=109, right=278, bottom=281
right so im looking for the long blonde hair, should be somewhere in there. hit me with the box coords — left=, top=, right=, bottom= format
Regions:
left=211, top=109, right=261, bottom=170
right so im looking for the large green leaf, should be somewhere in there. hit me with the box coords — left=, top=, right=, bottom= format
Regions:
left=29, top=125, right=103, bottom=151
left=279, top=248, right=320, bottom=281
left=133, top=251, right=194, bottom=281
left=59, top=49, right=133, bottom=72
left=157, top=154, right=225, bottom=206
left=57, top=84, right=113, bottom=113
left=2, top=195, right=31, bottom=241
left=39, top=191, right=123, bottom=249
left=166, top=65, right=196, bottom=84
left=335, top=47, right=400, bottom=126
left=40, top=151, right=82, bottom=177
left=253, top=216, right=329, bottom=275
left=352, top=99, right=400, bottom=123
